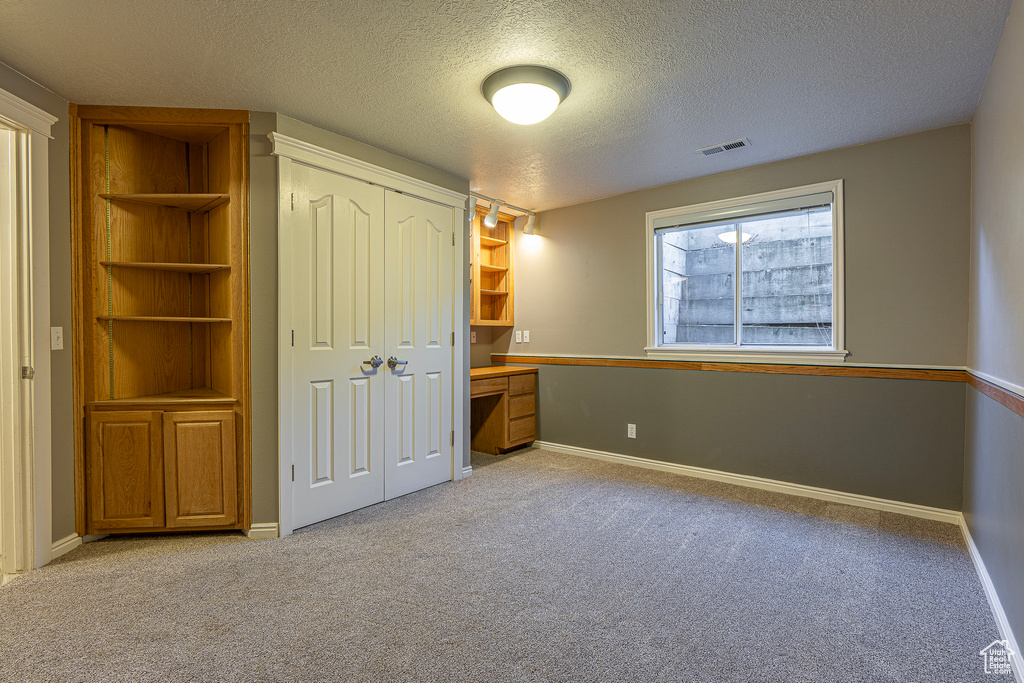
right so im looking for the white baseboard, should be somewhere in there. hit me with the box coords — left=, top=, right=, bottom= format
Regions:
left=244, top=523, right=279, bottom=540
left=50, top=533, right=82, bottom=560
left=532, top=441, right=962, bottom=524
left=960, top=516, right=1023, bottom=682
left=462, top=465, right=473, bottom=478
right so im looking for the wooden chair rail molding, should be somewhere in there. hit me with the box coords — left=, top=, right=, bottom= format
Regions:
left=491, top=354, right=1024, bottom=419
left=967, top=374, right=1024, bottom=419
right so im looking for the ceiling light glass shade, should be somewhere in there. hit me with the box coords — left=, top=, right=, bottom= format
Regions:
left=483, top=65, right=571, bottom=125
left=718, top=231, right=752, bottom=244
left=523, top=214, right=537, bottom=234
left=483, top=202, right=501, bottom=227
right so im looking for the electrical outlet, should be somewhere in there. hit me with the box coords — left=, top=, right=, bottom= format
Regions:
left=515, top=330, right=522, bottom=343
left=523, top=330, right=530, bottom=342
left=50, top=327, right=64, bottom=350
left=627, top=423, right=636, bottom=439
left=471, top=331, right=477, bottom=343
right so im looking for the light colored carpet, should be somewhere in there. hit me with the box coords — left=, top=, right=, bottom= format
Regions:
left=0, top=448, right=1006, bottom=682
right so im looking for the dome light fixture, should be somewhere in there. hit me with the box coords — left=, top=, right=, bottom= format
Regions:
left=482, top=65, right=571, bottom=125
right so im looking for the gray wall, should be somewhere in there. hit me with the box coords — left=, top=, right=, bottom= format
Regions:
left=535, top=364, right=966, bottom=509
left=0, top=62, right=75, bottom=541
left=249, top=113, right=471, bottom=523
left=481, top=126, right=973, bottom=510
left=966, top=0, right=1024, bottom=658
left=493, top=126, right=971, bottom=366
left=963, top=389, right=1024, bottom=647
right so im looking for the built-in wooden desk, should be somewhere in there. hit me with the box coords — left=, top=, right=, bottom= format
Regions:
left=470, top=366, right=537, bottom=454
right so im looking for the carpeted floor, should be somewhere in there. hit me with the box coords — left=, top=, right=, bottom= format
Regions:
left=0, top=448, right=1008, bottom=682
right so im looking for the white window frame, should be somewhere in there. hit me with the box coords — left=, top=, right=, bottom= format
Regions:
left=645, top=179, right=847, bottom=364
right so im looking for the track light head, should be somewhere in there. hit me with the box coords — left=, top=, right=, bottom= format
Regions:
left=523, top=214, right=536, bottom=235
left=483, top=202, right=501, bottom=228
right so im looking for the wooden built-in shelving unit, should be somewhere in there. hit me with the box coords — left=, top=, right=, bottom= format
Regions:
left=71, top=105, right=251, bottom=536
left=471, top=204, right=515, bottom=326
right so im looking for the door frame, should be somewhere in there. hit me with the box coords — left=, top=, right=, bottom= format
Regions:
left=269, top=133, right=467, bottom=537
left=0, top=87, right=56, bottom=576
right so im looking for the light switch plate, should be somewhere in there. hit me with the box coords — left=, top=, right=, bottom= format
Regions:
left=523, top=330, right=530, bottom=342
left=515, top=331, right=522, bottom=343
left=50, top=326, right=64, bottom=350
left=471, top=331, right=477, bottom=343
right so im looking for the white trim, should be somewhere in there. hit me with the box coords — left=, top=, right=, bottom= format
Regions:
left=644, top=347, right=849, bottom=364
left=960, top=516, right=1024, bottom=682
left=968, top=368, right=1024, bottom=400
left=494, top=352, right=966, bottom=372
left=0, top=89, right=53, bottom=574
left=268, top=133, right=467, bottom=209
left=645, top=179, right=845, bottom=362
left=462, top=465, right=473, bottom=478
left=244, top=523, right=280, bottom=540
left=0, top=90, right=57, bottom=138
left=276, top=153, right=293, bottom=538
left=50, top=533, right=82, bottom=560
left=533, top=441, right=961, bottom=524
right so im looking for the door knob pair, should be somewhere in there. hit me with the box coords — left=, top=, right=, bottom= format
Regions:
left=363, top=355, right=407, bottom=370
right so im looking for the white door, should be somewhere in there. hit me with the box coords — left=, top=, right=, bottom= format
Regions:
left=290, top=166, right=455, bottom=528
left=290, top=165, right=386, bottom=529
left=383, top=192, right=454, bottom=499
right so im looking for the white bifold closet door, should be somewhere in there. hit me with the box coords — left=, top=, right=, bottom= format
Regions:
left=290, top=164, right=454, bottom=529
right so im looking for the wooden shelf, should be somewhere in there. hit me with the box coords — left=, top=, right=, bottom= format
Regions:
left=98, top=315, right=232, bottom=323
left=99, top=193, right=229, bottom=212
left=88, top=387, right=236, bottom=407
left=479, top=264, right=508, bottom=273
left=479, top=289, right=509, bottom=297
left=479, top=235, right=507, bottom=247
left=101, top=261, right=230, bottom=274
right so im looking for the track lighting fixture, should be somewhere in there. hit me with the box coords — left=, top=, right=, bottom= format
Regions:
left=483, top=201, right=501, bottom=228
left=523, top=214, right=537, bottom=235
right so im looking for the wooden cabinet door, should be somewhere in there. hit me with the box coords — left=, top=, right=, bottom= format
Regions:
left=163, top=411, right=237, bottom=527
left=87, top=411, right=164, bottom=531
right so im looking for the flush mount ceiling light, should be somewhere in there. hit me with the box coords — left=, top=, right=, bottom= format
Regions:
left=482, top=65, right=571, bottom=125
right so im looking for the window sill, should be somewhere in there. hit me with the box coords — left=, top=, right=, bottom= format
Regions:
left=644, top=346, right=850, bottom=365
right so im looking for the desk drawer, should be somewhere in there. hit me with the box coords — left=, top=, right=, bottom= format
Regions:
left=509, top=373, right=536, bottom=396
left=471, top=377, right=507, bottom=397
left=509, top=394, right=535, bottom=419
left=508, top=415, right=536, bottom=444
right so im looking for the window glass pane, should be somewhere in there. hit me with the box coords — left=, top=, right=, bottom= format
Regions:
left=739, top=206, right=832, bottom=346
left=659, top=224, right=735, bottom=345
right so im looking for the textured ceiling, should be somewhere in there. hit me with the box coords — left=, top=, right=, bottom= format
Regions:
left=0, top=0, right=1012, bottom=210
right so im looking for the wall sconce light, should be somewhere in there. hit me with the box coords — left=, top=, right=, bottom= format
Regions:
left=468, top=196, right=478, bottom=223
left=483, top=201, right=502, bottom=228
left=482, top=65, right=571, bottom=125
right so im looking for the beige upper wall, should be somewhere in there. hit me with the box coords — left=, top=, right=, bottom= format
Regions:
left=971, top=0, right=1024, bottom=389
left=0, top=62, right=75, bottom=541
left=493, top=126, right=972, bottom=367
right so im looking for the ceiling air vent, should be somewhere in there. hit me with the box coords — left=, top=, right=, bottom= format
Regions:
left=697, top=138, right=751, bottom=157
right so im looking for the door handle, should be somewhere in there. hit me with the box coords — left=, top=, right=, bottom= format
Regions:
left=363, top=355, right=383, bottom=369
left=387, top=356, right=408, bottom=370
